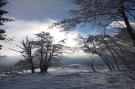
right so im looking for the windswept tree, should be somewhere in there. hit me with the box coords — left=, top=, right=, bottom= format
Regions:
left=78, top=36, right=113, bottom=71
left=34, top=32, right=63, bottom=73
left=13, top=37, right=35, bottom=73
left=79, top=33, right=135, bottom=71
left=54, top=0, right=135, bottom=45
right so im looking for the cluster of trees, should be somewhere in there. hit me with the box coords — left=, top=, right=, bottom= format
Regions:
left=53, top=0, right=135, bottom=71
left=78, top=33, right=135, bottom=72
left=1, top=0, right=135, bottom=73
left=54, top=0, right=135, bottom=45
left=15, top=32, right=63, bottom=73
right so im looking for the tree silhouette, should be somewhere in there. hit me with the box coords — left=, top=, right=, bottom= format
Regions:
left=13, top=32, right=63, bottom=73
left=79, top=33, right=135, bottom=71
left=0, top=0, right=13, bottom=49
left=11, top=37, right=35, bottom=73
left=20, top=37, right=35, bottom=73
left=54, top=0, right=135, bottom=45
left=34, top=32, right=63, bottom=73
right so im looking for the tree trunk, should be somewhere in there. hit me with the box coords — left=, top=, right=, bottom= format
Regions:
left=112, top=48, right=134, bottom=71
left=92, top=41, right=113, bottom=71
left=31, top=64, right=35, bottom=73
left=122, top=11, right=135, bottom=45
left=42, top=52, right=48, bottom=73
left=40, top=44, right=44, bottom=73
left=29, top=54, right=35, bottom=73
left=110, top=62, right=115, bottom=71
left=120, top=0, right=135, bottom=45
left=42, top=64, right=48, bottom=73
left=44, top=65, right=49, bottom=72
left=43, top=51, right=54, bottom=72
left=40, top=61, right=44, bottom=73
left=30, top=58, right=35, bottom=73
left=103, top=41, right=120, bottom=71
left=91, top=65, right=96, bottom=72
left=99, top=54, right=113, bottom=71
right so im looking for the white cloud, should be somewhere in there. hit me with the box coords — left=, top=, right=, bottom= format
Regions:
left=107, top=21, right=135, bottom=29
left=63, top=49, right=91, bottom=58
left=1, top=19, right=82, bottom=56
left=106, top=21, right=126, bottom=29
left=0, top=0, right=91, bottom=58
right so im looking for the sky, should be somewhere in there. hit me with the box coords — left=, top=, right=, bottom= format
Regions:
left=0, top=0, right=94, bottom=59
left=5, top=0, right=76, bottom=20
left=0, top=0, right=122, bottom=59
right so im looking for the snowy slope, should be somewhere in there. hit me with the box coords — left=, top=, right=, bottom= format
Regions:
left=0, top=67, right=135, bottom=89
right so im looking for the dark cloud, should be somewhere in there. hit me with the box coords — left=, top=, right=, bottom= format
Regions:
left=5, top=0, right=77, bottom=21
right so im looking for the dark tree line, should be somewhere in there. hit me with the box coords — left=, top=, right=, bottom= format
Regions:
left=0, top=0, right=13, bottom=49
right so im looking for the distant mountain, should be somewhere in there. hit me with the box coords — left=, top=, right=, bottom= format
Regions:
left=52, top=57, right=104, bottom=67
left=0, top=56, right=24, bottom=66
left=0, top=55, right=105, bottom=67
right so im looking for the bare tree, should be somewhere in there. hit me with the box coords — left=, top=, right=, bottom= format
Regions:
left=11, top=32, right=63, bottom=73
left=54, top=0, right=135, bottom=45
left=14, top=37, right=35, bottom=73
left=79, top=36, right=113, bottom=71
left=34, top=32, right=63, bottom=73
left=51, top=0, right=135, bottom=72
left=81, top=33, right=135, bottom=71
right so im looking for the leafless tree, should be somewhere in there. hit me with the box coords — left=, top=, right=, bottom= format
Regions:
left=79, top=36, right=113, bottom=71
left=83, top=34, right=135, bottom=71
left=54, top=0, right=135, bottom=45
left=34, top=32, right=63, bottom=73
left=12, top=37, right=35, bottom=73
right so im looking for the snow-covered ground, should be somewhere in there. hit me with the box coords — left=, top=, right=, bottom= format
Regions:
left=0, top=65, right=135, bottom=89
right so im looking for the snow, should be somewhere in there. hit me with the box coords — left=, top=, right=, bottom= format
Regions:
left=66, top=64, right=84, bottom=68
left=0, top=66, right=135, bottom=89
